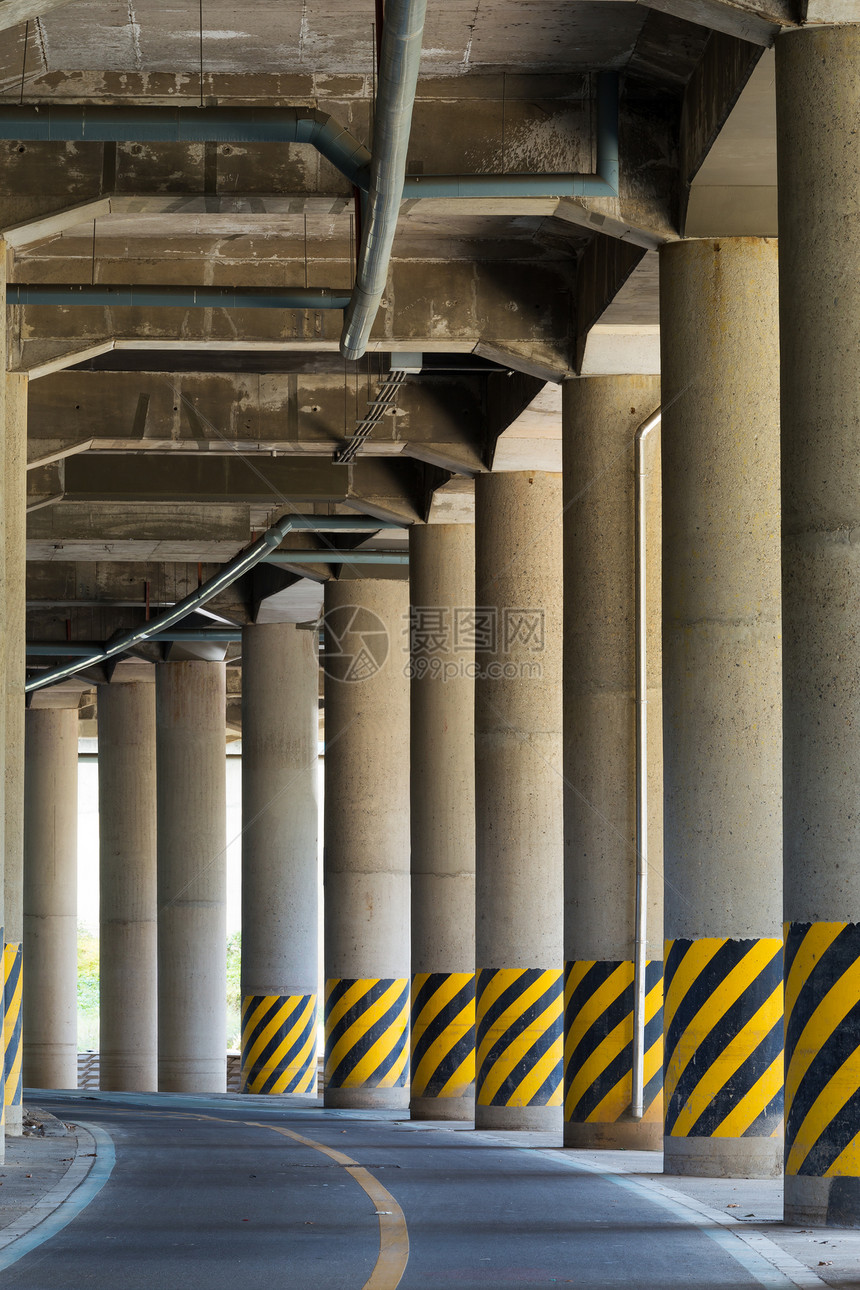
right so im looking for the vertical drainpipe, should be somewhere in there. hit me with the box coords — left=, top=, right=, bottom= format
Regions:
left=631, top=408, right=661, bottom=1120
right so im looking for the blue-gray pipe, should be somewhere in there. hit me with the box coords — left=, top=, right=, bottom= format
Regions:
left=340, top=0, right=428, bottom=361
left=7, top=284, right=350, bottom=309
left=2, top=71, right=618, bottom=356
left=0, top=105, right=372, bottom=189
left=24, top=512, right=297, bottom=692
left=23, top=515, right=403, bottom=691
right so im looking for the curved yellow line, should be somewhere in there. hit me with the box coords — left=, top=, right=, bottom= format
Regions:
left=249, top=1122, right=409, bottom=1290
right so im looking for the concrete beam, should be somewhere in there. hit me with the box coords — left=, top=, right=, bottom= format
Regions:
left=575, top=233, right=646, bottom=374
left=26, top=500, right=256, bottom=562
left=27, top=370, right=489, bottom=473
left=678, top=32, right=765, bottom=234
left=642, top=0, right=795, bottom=45
left=44, top=453, right=435, bottom=522
left=8, top=259, right=577, bottom=379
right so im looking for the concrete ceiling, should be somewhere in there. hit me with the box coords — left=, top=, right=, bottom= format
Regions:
left=0, top=1, right=650, bottom=80
left=9, top=0, right=783, bottom=715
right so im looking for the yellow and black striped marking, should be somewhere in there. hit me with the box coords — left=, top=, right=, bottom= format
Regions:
left=664, top=937, right=783, bottom=1139
left=325, top=978, right=409, bottom=1091
left=411, top=972, right=475, bottom=1101
left=4, top=941, right=21, bottom=1115
left=476, top=968, right=562, bottom=1108
left=564, top=959, right=663, bottom=1125
left=785, top=921, right=860, bottom=1182
left=240, top=994, right=317, bottom=1095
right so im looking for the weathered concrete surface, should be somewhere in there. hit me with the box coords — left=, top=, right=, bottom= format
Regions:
left=241, top=623, right=318, bottom=999
left=778, top=24, right=860, bottom=1228
left=323, top=577, right=410, bottom=1111
left=156, top=661, right=227, bottom=1094
left=409, top=523, right=476, bottom=1121
left=562, top=374, right=662, bottom=1151
left=27, top=370, right=488, bottom=475
left=22, top=707, right=78, bottom=1092
left=661, top=236, right=781, bottom=1179
left=98, top=681, right=157, bottom=1092
left=475, top=470, right=563, bottom=1133
left=4, top=373, right=26, bottom=1136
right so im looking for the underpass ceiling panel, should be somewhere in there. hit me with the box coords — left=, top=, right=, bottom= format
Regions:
left=2, top=1, right=650, bottom=80
left=12, top=213, right=573, bottom=269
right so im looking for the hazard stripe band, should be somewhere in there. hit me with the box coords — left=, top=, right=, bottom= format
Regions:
left=476, top=967, right=562, bottom=1108
left=3, top=940, right=19, bottom=1113
left=324, top=978, right=409, bottom=1091
left=564, top=959, right=663, bottom=1125
left=664, top=936, right=783, bottom=1139
left=785, top=921, right=860, bottom=1179
left=411, top=971, right=475, bottom=1100
left=240, top=993, right=317, bottom=1095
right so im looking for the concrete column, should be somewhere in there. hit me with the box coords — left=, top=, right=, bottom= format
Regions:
left=661, top=237, right=782, bottom=1179
left=22, top=707, right=78, bottom=1090
left=4, top=374, right=26, bottom=1133
left=475, top=471, right=563, bottom=1132
left=409, top=523, right=476, bottom=1121
left=323, top=576, right=410, bottom=1110
left=778, top=25, right=860, bottom=1226
left=156, top=661, right=227, bottom=1093
left=241, top=623, right=319, bottom=1096
left=0, top=280, right=7, bottom=1153
left=562, top=375, right=663, bottom=1151
left=98, top=681, right=157, bottom=1091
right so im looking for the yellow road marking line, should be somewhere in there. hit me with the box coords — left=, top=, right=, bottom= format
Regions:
left=70, top=1105, right=409, bottom=1289
left=247, top=1122, right=409, bottom=1290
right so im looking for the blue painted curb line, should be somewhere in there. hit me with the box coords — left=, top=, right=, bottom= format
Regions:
left=0, top=1122, right=115, bottom=1272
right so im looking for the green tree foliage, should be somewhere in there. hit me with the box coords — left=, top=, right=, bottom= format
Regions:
left=226, top=931, right=242, bottom=1050
left=77, top=926, right=100, bottom=1050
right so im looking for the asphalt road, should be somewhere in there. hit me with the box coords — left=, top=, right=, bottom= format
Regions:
left=0, top=1091, right=792, bottom=1289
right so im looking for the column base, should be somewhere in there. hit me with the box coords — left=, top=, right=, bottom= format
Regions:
left=663, top=1135, right=782, bottom=1178
left=410, top=1093, right=473, bottom=1122
left=785, top=1175, right=860, bottom=1227
left=4, top=1107, right=22, bottom=1137
left=158, top=1059, right=226, bottom=1094
left=565, top=1119, right=662, bottom=1151
left=324, top=1086, right=409, bottom=1112
left=476, top=1104, right=563, bottom=1133
left=99, top=1059, right=158, bottom=1093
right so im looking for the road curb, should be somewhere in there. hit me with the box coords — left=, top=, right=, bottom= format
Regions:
left=0, top=1123, right=115, bottom=1271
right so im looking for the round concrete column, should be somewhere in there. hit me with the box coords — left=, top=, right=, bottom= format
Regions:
left=156, top=661, right=227, bottom=1093
left=562, top=375, right=663, bottom=1151
left=323, top=576, right=410, bottom=1110
left=475, top=470, right=563, bottom=1133
left=409, top=523, right=476, bottom=1121
left=22, top=707, right=78, bottom=1090
left=4, top=373, right=25, bottom=1135
left=778, top=25, right=860, bottom=1226
left=98, top=681, right=157, bottom=1092
left=661, top=237, right=782, bottom=1179
left=241, top=623, right=319, bottom=1097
